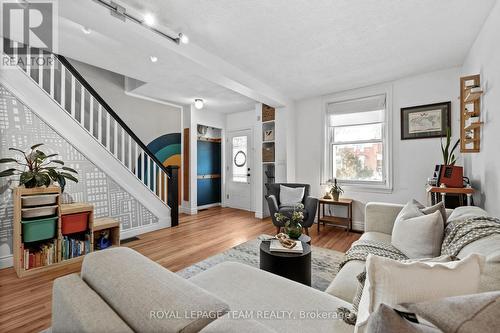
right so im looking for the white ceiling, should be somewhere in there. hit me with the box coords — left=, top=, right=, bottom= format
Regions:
left=119, top=0, right=496, bottom=100
left=56, top=0, right=496, bottom=112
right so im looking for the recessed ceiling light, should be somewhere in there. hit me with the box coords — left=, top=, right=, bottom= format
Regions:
left=143, top=14, right=155, bottom=26
left=178, top=33, right=189, bottom=44
left=82, top=26, right=91, bottom=34
left=194, top=99, right=204, bottom=110
left=150, top=56, right=158, bottom=63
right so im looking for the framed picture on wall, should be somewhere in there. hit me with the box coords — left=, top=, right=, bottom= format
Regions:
left=401, top=101, right=451, bottom=140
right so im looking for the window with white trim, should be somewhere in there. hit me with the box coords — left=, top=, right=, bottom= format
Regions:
left=325, top=94, right=389, bottom=188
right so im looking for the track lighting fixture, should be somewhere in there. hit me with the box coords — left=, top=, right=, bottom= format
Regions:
left=94, top=0, right=187, bottom=45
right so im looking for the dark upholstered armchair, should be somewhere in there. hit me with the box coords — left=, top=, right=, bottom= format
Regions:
left=266, top=183, right=318, bottom=235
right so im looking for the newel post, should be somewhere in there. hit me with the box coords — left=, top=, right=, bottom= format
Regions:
left=166, top=165, right=179, bottom=227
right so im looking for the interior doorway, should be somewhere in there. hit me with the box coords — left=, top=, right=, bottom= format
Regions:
left=197, top=125, right=222, bottom=208
left=226, top=129, right=253, bottom=211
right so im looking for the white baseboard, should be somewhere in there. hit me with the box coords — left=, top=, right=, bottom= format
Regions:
left=352, top=220, right=365, bottom=232
left=197, top=203, right=221, bottom=210
left=0, top=255, right=13, bottom=269
left=181, top=206, right=198, bottom=215
left=255, top=210, right=264, bottom=219
left=120, top=217, right=170, bottom=239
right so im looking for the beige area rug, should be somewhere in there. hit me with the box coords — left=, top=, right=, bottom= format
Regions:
left=177, top=234, right=345, bottom=291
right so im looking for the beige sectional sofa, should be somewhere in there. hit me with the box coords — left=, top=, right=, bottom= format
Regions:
left=52, top=203, right=500, bottom=332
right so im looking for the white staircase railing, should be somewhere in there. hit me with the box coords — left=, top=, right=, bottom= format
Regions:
left=12, top=46, right=169, bottom=206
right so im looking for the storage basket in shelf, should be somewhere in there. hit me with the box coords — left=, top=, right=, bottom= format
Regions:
left=262, top=104, right=275, bottom=122
left=21, top=205, right=58, bottom=219
left=21, top=194, right=58, bottom=207
left=262, top=145, right=275, bottom=162
left=22, top=216, right=57, bottom=243
left=62, top=212, right=89, bottom=235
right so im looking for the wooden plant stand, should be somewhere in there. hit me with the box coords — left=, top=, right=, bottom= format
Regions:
left=317, top=198, right=353, bottom=232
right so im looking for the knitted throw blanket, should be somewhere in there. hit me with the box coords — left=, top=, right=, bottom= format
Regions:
left=336, top=216, right=500, bottom=325
left=441, top=216, right=500, bottom=257
left=337, top=239, right=408, bottom=272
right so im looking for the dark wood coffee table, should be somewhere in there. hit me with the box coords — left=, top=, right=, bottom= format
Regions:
left=259, top=241, right=311, bottom=286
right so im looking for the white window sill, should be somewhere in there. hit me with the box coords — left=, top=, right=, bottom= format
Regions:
left=341, top=185, right=393, bottom=194
left=321, top=182, right=393, bottom=194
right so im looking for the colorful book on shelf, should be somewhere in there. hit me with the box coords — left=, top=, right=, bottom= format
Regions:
left=62, top=234, right=91, bottom=260
left=23, top=239, right=57, bottom=270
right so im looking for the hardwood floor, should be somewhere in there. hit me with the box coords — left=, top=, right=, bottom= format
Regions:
left=0, top=207, right=360, bottom=333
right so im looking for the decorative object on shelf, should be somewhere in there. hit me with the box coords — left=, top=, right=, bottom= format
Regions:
left=262, top=144, right=275, bottom=162
left=96, top=230, right=112, bottom=250
left=0, top=143, right=78, bottom=192
left=274, top=203, right=304, bottom=239
left=275, top=233, right=297, bottom=249
left=400, top=102, right=451, bottom=140
left=264, top=129, right=274, bottom=141
left=441, top=128, right=460, bottom=166
left=329, top=178, right=344, bottom=201
left=434, top=128, right=463, bottom=188
left=262, top=104, right=275, bottom=122
left=460, top=74, right=483, bottom=153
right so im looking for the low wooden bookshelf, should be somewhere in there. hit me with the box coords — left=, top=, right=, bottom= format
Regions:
left=13, top=186, right=120, bottom=278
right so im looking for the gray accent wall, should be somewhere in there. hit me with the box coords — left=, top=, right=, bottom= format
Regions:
left=0, top=84, right=159, bottom=264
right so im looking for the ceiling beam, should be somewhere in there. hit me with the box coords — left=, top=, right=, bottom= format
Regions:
left=59, top=0, right=291, bottom=108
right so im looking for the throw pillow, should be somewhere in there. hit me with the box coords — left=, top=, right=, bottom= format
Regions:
left=354, top=253, right=484, bottom=333
left=391, top=201, right=445, bottom=258
left=279, top=185, right=305, bottom=206
left=392, top=210, right=443, bottom=258
left=340, top=255, right=455, bottom=326
left=366, top=303, right=440, bottom=333
left=412, top=199, right=447, bottom=224
left=403, top=291, right=500, bottom=333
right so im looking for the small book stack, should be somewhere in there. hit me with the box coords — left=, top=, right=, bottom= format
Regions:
left=62, top=234, right=91, bottom=260
left=22, top=239, right=58, bottom=270
left=269, top=240, right=303, bottom=253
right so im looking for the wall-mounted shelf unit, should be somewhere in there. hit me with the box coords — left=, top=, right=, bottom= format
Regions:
left=460, top=74, right=483, bottom=153
left=13, top=186, right=120, bottom=278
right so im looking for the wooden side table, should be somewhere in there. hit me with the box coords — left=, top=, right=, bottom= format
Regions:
left=426, top=186, right=475, bottom=207
left=317, top=198, right=353, bottom=233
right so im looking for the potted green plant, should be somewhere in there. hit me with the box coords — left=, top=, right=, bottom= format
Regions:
left=274, top=203, right=304, bottom=239
left=441, top=128, right=460, bottom=166
left=330, top=178, right=343, bottom=201
left=0, top=143, right=78, bottom=191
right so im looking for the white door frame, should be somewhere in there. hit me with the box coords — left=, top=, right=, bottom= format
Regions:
left=225, top=128, right=254, bottom=212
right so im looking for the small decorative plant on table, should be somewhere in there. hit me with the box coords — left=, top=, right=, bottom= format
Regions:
left=0, top=143, right=78, bottom=191
left=274, top=203, right=304, bottom=239
left=329, top=178, right=343, bottom=201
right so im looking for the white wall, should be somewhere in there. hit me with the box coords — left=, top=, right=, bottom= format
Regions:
left=295, top=67, right=462, bottom=230
left=461, top=1, right=500, bottom=216
left=185, top=107, right=226, bottom=213
left=69, top=59, right=181, bottom=145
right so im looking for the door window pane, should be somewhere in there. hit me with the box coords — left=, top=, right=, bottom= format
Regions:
left=332, top=142, right=383, bottom=182
left=232, top=136, right=248, bottom=183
